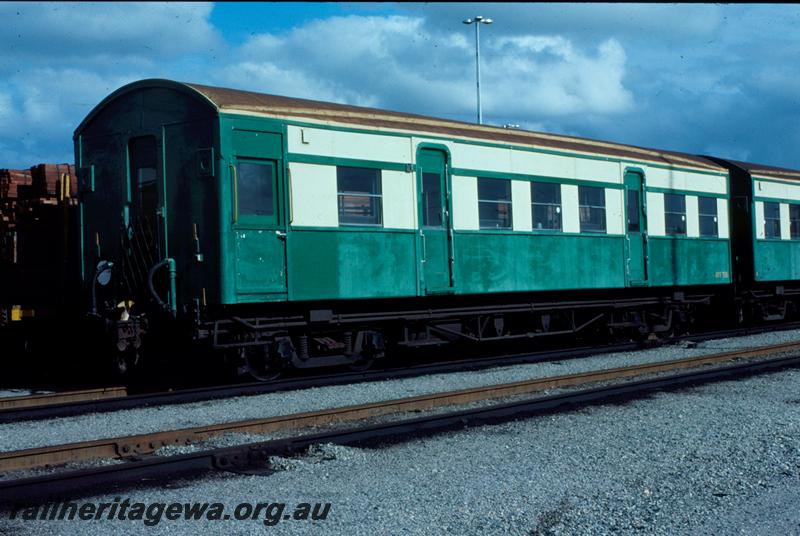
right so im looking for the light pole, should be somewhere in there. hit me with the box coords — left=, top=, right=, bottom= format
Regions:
left=463, top=15, right=492, bottom=124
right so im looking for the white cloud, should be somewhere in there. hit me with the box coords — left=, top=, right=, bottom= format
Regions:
left=703, top=144, right=751, bottom=163
left=0, top=9, right=638, bottom=168
left=1, top=3, right=798, bottom=171
left=0, top=69, right=141, bottom=132
left=217, top=62, right=380, bottom=107
left=0, top=3, right=221, bottom=167
left=400, top=3, right=725, bottom=42
left=0, top=92, right=13, bottom=122
left=218, top=15, right=634, bottom=122
left=752, top=68, right=800, bottom=100
left=487, top=36, right=632, bottom=116
left=0, top=2, right=222, bottom=64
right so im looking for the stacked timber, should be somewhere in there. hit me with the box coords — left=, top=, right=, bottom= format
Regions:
left=0, top=164, right=77, bottom=265
left=0, top=168, right=32, bottom=263
left=30, top=163, right=77, bottom=198
left=0, top=168, right=33, bottom=200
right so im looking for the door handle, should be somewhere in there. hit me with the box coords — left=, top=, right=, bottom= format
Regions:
left=421, top=231, right=427, bottom=262
left=275, top=230, right=286, bottom=240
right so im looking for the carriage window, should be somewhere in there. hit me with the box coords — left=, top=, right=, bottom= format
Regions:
left=478, top=178, right=512, bottom=229
left=422, top=172, right=443, bottom=227
left=764, top=201, right=781, bottom=238
left=531, top=182, right=561, bottom=231
left=136, top=168, right=157, bottom=205
left=698, top=196, right=718, bottom=237
left=128, top=136, right=158, bottom=222
left=236, top=162, right=275, bottom=217
left=337, top=166, right=382, bottom=226
left=664, top=193, right=686, bottom=236
left=791, top=205, right=800, bottom=239
left=579, top=185, right=606, bottom=233
left=626, top=190, right=640, bottom=232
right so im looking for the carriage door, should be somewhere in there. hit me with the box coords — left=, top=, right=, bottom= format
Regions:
left=624, top=170, right=648, bottom=286
left=231, top=130, right=287, bottom=299
left=417, top=148, right=454, bottom=294
left=128, top=136, right=163, bottom=264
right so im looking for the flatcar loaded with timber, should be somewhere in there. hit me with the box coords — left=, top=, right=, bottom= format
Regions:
left=0, top=164, right=78, bottom=350
left=5, top=78, right=800, bottom=380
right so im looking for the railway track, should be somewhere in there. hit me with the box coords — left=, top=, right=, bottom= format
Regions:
left=3, top=322, right=800, bottom=424
left=1, top=339, right=800, bottom=502
left=0, top=387, right=126, bottom=412
left=0, top=341, right=641, bottom=424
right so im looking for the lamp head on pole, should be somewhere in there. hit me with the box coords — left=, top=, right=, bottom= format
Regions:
left=463, top=16, right=493, bottom=25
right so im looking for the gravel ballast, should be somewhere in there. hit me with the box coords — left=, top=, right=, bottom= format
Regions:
left=1, top=355, right=799, bottom=535
left=1, top=329, right=800, bottom=453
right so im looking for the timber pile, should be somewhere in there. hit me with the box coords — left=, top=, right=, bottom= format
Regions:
left=0, top=164, right=76, bottom=265
left=0, top=168, right=33, bottom=200
left=30, top=163, right=77, bottom=198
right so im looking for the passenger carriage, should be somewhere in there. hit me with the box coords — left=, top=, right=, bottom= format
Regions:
left=713, top=159, right=800, bottom=321
left=75, top=79, right=736, bottom=378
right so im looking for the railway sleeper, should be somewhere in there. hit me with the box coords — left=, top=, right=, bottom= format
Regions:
left=116, top=435, right=195, bottom=458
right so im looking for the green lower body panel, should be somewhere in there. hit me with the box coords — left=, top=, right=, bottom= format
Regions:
left=647, top=237, right=731, bottom=286
left=453, top=232, right=626, bottom=293
left=422, top=229, right=451, bottom=292
left=288, top=229, right=417, bottom=300
left=234, top=229, right=288, bottom=302
left=754, top=240, right=800, bottom=282
left=273, top=230, right=733, bottom=304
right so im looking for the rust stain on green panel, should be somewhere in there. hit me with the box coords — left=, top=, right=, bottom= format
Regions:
left=754, top=241, right=800, bottom=281
left=235, top=229, right=287, bottom=297
left=288, top=230, right=417, bottom=300
left=648, top=237, right=731, bottom=286
left=454, top=233, right=626, bottom=293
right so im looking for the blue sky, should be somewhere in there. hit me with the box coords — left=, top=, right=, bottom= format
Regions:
left=1, top=3, right=799, bottom=170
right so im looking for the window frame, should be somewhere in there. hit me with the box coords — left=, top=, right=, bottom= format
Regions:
left=477, top=177, right=513, bottom=230
left=421, top=171, right=444, bottom=228
left=626, top=188, right=641, bottom=233
left=128, top=136, right=159, bottom=220
left=234, top=159, right=278, bottom=224
left=336, top=166, right=383, bottom=227
left=698, top=196, right=718, bottom=238
left=791, top=204, right=800, bottom=240
left=531, top=181, right=562, bottom=232
left=578, top=185, right=606, bottom=234
left=763, top=201, right=781, bottom=239
left=664, top=193, right=687, bottom=236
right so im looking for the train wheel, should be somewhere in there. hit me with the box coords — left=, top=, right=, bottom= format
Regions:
left=111, top=348, right=139, bottom=379
left=114, top=354, right=129, bottom=376
left=241, top=344, right=283, bottom=382
left=347, top=330, right=384, bottom=372
left=347, top=354, right=375, bottom=372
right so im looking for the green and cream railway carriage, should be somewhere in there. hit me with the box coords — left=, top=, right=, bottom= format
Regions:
left=75, top=79, right=737, bottom=377
left=715, top=159, right=800, bottom=320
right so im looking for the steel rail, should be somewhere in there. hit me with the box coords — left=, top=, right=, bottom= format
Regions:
left=0, top=341, right=646, bottom=424
left=1, top=353, right=798, bottom=504
left=0, top=387, right=126, bottom=412
left=2, top=339, right=800, bottom=475
left=4, top=321, right=800, bottom=424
